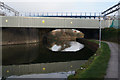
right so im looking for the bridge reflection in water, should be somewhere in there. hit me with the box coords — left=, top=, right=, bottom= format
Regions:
left=3, top=60, right=87, bottom=77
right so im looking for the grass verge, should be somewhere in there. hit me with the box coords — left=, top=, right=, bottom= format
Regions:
left=68, top=41, right=110, bottom=79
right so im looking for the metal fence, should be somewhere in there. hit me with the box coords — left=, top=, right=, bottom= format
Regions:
left=0, top=1, right=19, bottom=16
left=19, top=12, right=102, bottom=19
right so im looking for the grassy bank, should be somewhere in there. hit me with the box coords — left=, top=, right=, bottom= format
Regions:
left=68, top=41, right=110, bottom=79
left=102, top=28, right=120, bottom=43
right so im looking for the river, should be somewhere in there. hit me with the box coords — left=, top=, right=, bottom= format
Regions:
left=2, top=40, right=93, bottom=78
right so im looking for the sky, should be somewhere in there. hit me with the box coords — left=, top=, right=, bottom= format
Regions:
left=1, top=0, right=119, bottom=13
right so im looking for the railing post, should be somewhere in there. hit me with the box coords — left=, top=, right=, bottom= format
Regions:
left=76, top=13, right=77, bottom=16
left=94, top=13, right=96, bottom=19
left=57, top=12, right=58, bottom=16
left=90, top=12, right=91, bottom=19
left=42, top=12, right=43, bottom=16
left=71, top=12, right=72, bottom=16
left=37, top=12, right=39, bottom=17
left=99, top=14, right=102, bottom=48
left=85, top=12, right=86, bottom=18
left=80, top=12, right=82, bottom=18
left=25, top=12, right=27, bottom=16
left=61, top=12, right=63, bottom=16
left=29, top=12, right=31, bottom=16
left=47, top=12, right=48, bottom=16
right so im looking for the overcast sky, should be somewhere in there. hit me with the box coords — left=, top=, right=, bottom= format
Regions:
left=1, top=0, right=119, bottom=13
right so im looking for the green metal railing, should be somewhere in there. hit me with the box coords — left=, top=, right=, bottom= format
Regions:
left=110, top=20, right=119, bottom=28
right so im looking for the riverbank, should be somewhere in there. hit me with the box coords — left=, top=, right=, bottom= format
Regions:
left=68, top=41, right=110, bottom=79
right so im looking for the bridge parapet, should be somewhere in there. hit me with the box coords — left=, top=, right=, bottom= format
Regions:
left=1, top=16, right=110, bottom=28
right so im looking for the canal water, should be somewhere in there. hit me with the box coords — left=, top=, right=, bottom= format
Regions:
left=2, top=40, right=94, bottom=78
left=3, top=60, right=87, bottom=78
left=50, top=41, right=84, bottom=52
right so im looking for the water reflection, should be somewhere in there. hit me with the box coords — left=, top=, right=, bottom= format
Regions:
left=7, top=71, right=75, bottom=79
left=2, top=43, right=40, bottom=65
left=3, top=60, right=87, bottom=77
left=2, top=42, right=92, bottom=66
left=49, top=41, right=84, bottom=52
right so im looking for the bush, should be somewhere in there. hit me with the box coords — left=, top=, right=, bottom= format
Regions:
left=102, top=28, right=120, bottom=43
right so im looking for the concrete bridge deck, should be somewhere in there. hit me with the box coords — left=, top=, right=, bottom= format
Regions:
left=0, top=16, right=111, bottom=28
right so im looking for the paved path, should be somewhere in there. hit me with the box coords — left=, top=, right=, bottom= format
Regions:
left=105, top=42, right=119, bottom=79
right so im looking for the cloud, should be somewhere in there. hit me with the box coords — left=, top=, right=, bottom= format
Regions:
left=1, top=0, right=119, bottom=13
left=1, top=0, right=119, bottom=2
left=1, top=0, right=77, bottom=2
left=80, top=0, right=119, bottom=2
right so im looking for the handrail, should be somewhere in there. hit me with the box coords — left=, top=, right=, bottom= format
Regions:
left=102, top=2, right=120, bottom=16
left=0, top=1, right=19, bottom=16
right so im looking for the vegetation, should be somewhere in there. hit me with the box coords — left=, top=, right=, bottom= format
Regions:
left=47, top=29, right=84, bottom=41
left=46, top=29, right=85, bottom=50
left=68, top=41, right=110, bottom=79
left=102, top=28, right=120, bottom=43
